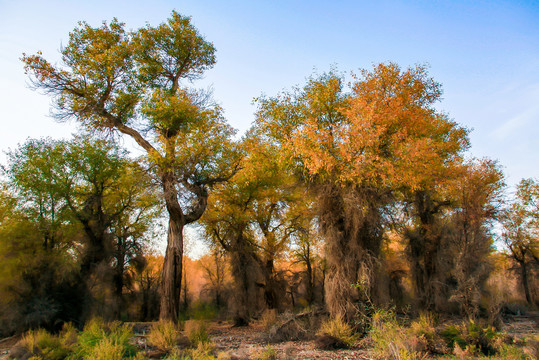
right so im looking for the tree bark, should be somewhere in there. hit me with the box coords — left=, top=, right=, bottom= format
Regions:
left=159, top=174, right=185, bottom=322
left=520, top=260, right=532, bottom=305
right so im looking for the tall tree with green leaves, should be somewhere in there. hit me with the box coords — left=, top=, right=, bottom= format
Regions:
left=22, top=12, right=240, bottom=321
left=2, top=136, right=161, bottom=322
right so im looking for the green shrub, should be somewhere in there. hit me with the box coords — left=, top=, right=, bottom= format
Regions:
left=495, top=343, right=528, bottom=360
left=440, top=319, right=499, bottom=356
left=190, top=301, right=219, bottom=321
left=20, top=328, right=70, bottom=360
left=87, top=337, right=125, bottom=360
left=368, top=309, right=430, bottom=360
left=69, top=318, right=137, bottom=359
left=147, top=321, right=181, bottom=352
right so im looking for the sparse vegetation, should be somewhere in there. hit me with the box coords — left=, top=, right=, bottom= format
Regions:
left=184, top=320, right=211, bottom=348
left=147, top=321, right=181, bottom=352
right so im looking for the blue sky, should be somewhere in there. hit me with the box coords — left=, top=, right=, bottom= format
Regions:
left=1, top=0, right=538, bottom=191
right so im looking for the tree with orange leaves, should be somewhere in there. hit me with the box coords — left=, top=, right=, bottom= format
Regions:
left=255, top=63, right=470, bottom=323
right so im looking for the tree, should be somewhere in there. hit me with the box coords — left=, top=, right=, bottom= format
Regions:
left=255, top=64, right=470, bottom=323
left=442, top=158, right=505, bottom=316
left=201, top=133, right=307, bottom=323
left=2, top=136, right=161, bottom=322
left=0, top=186, right=80, bottom=334
left=501, top=178, right=539, bottom=305
left=22, top=12, right=240, bottom=321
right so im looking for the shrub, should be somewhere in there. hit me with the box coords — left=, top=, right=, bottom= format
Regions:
left=20, top=328, right=70, bottom=360
left=188, top=342, right=217, bottom=360
left=251, top=345, right=277, bottom=360
left=317, top=316, right=357, bottom=349
left=60, top=323, right=79, bottom=349
left=162, top=348, right=191, bottom=360
left=368, top=309, right=430, bottom=360
left=524, top=334, right=539, bottom=360
left=440, top=319, right=499, bottom=356
left=162, top=342, right=217, bottom=360
left=87, top=337, right=125, bottom=360
left=407, top=313, right=447, bottom=354
left=259, top=309, right=278, bottom=332
left=184, top=320, right=211, bottom=348
left=147, top=321, right=181, bottom=352
left=189, top=301, right=219, bottom=321
left=70, top=318, right=137, bottom=359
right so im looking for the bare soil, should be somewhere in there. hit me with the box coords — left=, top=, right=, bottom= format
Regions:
left=208, top=322, right=371, bottom=359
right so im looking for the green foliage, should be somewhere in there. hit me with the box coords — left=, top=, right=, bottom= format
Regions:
left=368, top=309, right=443, bottom=359
left=163, top=342, right=218, bottom=360
left=188, top=342, right=217, bottom=360
left=147, top=320, right=180, bottom=352
left=20, top=328, right=70, bottom=360
left=317, top=316, right=358, bottom=348
left=188, top=301, right=219, bottom=321
left=69, top=318, right=137, bottom=359
left=440, top=319, right=499, bottom=356
left=86, top=337, right=125, bottom=360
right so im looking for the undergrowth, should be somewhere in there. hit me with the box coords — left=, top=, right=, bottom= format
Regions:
left=147, top=320, right=181, bottom=352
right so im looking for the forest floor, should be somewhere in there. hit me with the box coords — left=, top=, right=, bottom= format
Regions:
left=1, top=313, right=538, bottom=359
left=204, top=321, right=371, bottom=359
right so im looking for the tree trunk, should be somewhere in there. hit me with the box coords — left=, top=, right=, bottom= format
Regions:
left=520, top=260, right=532, bottom=305
left=159, top=175, right=185, bottom=322
left=264, top=258, right=277, bottom=309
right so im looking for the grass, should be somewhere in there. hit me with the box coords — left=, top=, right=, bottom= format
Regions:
left=147, top=320, right=181, bottom=352
left=251, top=345, right=277, bottom=360
left=317, top=316, right=358, bottom=349
left=68, top=318, right=138, bottom=359
left=20, top=328, right=71, bottom=360
left=184, top=320, right=211, bottom=348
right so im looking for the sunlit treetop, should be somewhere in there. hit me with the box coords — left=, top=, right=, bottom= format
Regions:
left=256, top=63, right=470, bottom=192
left=21, top=11, right=227, bottom=167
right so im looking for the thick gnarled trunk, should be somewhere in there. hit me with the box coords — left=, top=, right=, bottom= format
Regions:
left=159, top=174, right=185, bottom=322
left=159, top=172, right=208, bottom=322
left=160, top=209, right=184, bottom=321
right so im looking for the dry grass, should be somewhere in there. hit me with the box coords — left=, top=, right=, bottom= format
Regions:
left=259, top=309, right=278, bottom=332
left=147, top=320, right=181, bottom=352
left=317, top=316, right=358, bottom=349
left=184, top=320, right=211, bottom=348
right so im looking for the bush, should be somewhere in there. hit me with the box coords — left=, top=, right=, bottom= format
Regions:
left=440, top=319, right=499, bottom=356
left=368, top=309, right=432, bottom=360
left=188, top=342, right=217, bottom=360
left=317, top=316, right=357, bottom=349
left=251, top=345, right=277, bottom=360
left=70, top=318, right=137, bottom=359
left=147, top=321, right=181, bottom=352
left=162, top=342, right=217, bottom=360
left=184, top=320, right=211, bottom=348
left=259, top=309, right=278, bottom=332
left=19, top=328, right=70, bottom=360
left=87, top=337, right=125, bottom=360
